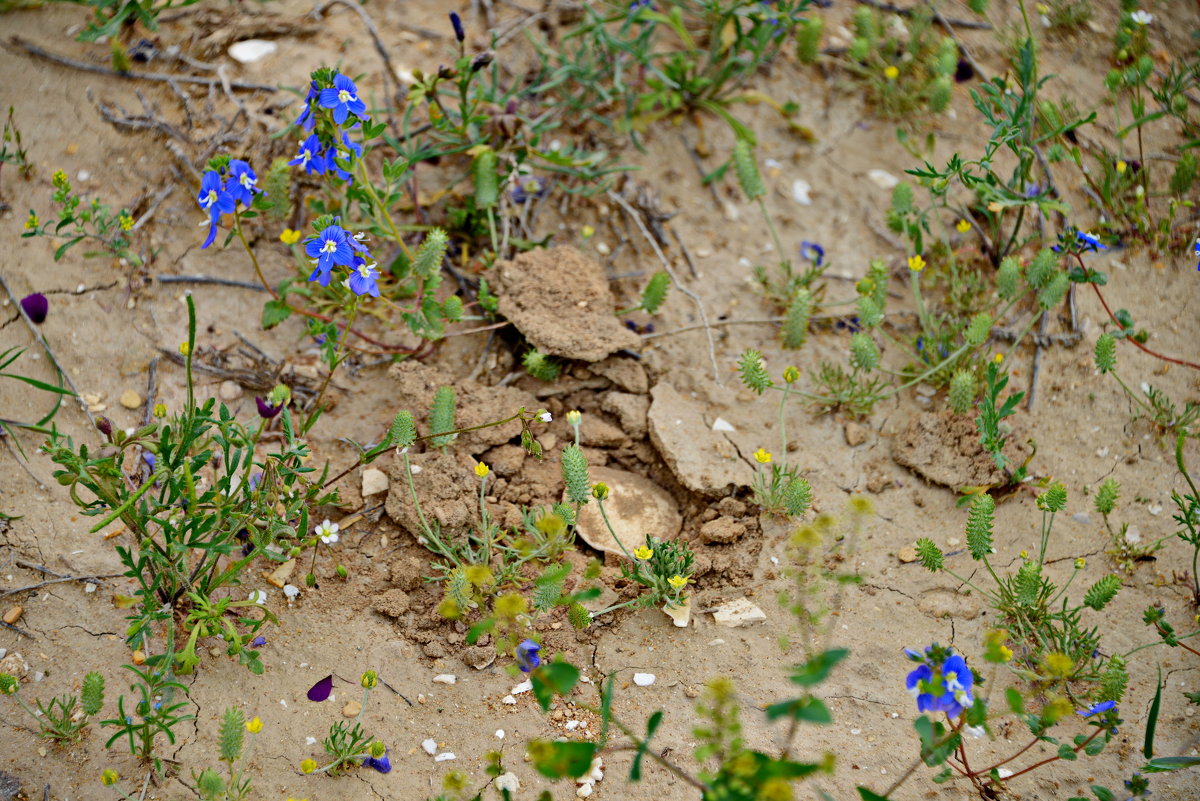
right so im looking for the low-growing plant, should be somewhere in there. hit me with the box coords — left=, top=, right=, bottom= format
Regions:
left=0, top=670, right=104, bottom=743
left=102, top=661, right=193, bottom=773
left=22, top=169, right=142, bottom=265
left=300, top=671, right=389, bottom=777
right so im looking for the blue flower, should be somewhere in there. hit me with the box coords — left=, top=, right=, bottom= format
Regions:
left=1053, top=227, right=1106, bottom=254
left=905, top=648, right=974, bottom=718
left=319, top=73, right=368, bottom=125
left=365, top=748, right=392, bottom=773
left=511, top=176, right=547, bottom=204
left=799, top=241, right=825, bottom=266
left=347, top=259, right=381, bottom=297
left=250, top=636, right=266, bottom=648
left=1077, top=230, right=1105, bottom=251
left=449, top=12, right=465, bottom=42
left=304, top=225, right=355, bottom=286
left=1078, top=700, right=1116, bottom=717
left=1194, top=238, right=1199, bottom=271
left=325, top=133, right=362, bottom=182
left=197, top=170, right=235, bottom=249
left=289, top=134, right=327, bottom=176
left=515, top=639, right=541, bottom=673
left=295, top=80, right=319, bottom=130
left=227, top=159, right=261, bottom=207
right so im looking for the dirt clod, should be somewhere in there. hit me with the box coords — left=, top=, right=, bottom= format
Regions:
left=372, top=589, right=412, bottom=618
left=648, top=383, right=754, bottom=496
left=699, top=517, right=746, bottom=545
left=892, top=410, right=1028, bottom=490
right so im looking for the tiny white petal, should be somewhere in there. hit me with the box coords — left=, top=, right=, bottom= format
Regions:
left=539, top=412, right=552, bottom=423
left=283, top=584, right=300, bottom=599
left=422, top=738, right=438, bottom=755
left=434, top=752, right=456, bottom=762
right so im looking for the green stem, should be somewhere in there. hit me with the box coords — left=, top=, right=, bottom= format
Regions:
left=355, top=160, right=413, bottom=262
left=756, top=197, right=786, bottom=262
left=89, top=468, right=163, bottom=533
left=304, top=297, right=359, bottom=431
left=595, top=497, right=636, bottom=563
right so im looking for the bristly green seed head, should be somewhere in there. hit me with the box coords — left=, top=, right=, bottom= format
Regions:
left=732, top=138, right=765, bottom=200
left=81, top=671, right=105, bottom=716
left=1025, top=249, right=1058, bottom=289
left=915, top=538, right=944, bottom=572
left=561, top=443, right=591, bottom=505
left=1036, top=482, right=1067, bottom=513
left=965, top=312, right=992, bottom=347
left=849, top=333, right=880, bottom=372
left=965, top=493, right=995, bottom=560
left=413, top=228, right=449, bottom=280
left=1094, top=333, right=1117, bottom=374
left=522, top=349, right=561, bottom=382
left=796, top=16, right=824, bottom=63
left=857, top=295, right=883, bottom=328
left=390, top=410, right=416, bottom=450
left=196, top=769, right=225, bottom=798
left=0, top=673, right=18, bottom=695
left=948, top=370, right=975, bottom=415
left=1094, top=478, right=1120, bottom=516
left=429, top=386, right=457, bottom=448
left=997, top=256, right=1022, bottom=300
left=782, top=288, right=813, bottom=350
left=1083, top=574, right=1122, bottom=611
left=1037, top=271, right=1069, bottom=310
left=784, top=477, right=813, bottom=517
left=568, top=602, right=591, bottom=630
left=737, top=349, right=773, bottom=394
left=218, top=706, right=245, bottom=763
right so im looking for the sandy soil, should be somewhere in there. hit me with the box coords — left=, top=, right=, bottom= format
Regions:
left=1, top=1, right=1199, bottom=800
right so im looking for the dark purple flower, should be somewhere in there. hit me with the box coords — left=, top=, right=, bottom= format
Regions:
left=449, top=12, right=465, bottom=42
left=954, top=58, right=975, bottom=83
left=19, top=293, right=48, bottom=324
left=515, top=639, right=541, bottom=673
left=511, top=176, right=547, bottom=204
left=256, top=396, right=284, bottom=419
left=365, top=748, right=392, bottom=773
left=250, top=636, right=267, bottom=648
left=307, top=674, right=334, bottom=702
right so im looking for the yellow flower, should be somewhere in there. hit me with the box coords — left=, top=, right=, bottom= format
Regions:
left=1074, top=557, right=1086, bottom=569
left=24, top=211, right=39, bottom=230
left=592, top=482, right=610, bottom=500
left=993, top=353, right=1004, bottom=364
left=566, top=409, right=582, bottom=426
left=998, top=645, right=1013, bottom=662
left=101, top=769, right=119, bottom=786
left=245, top=716, right=263, bottom=733
left=474, top=461, right=490, bottom=478
left=782, top=366, right=800, bottom=384
left=361, top=670, right=378, bottom=689
left=118, top=212, right=134, bottom=231
left=300, top=758, right=318, bottom=774
left=907, top=254, right=926, bottom=272
left=955, top=219, right=971, bottom=233
left=581, top=225, right=595, bottom=239
left=1116, top=160, right=1127, bottom=174
left=1019, top=549, right=1028, bottom=558
left=280, top=228, right=302, bottom=245
left=754, top=448, right=772, bottom=464
left=152, top=402, right=167, bottom=418
left=883, top=65, right=899, bottom=80
left=52, top=169, right=69, bottom=190
left=179, top=341, right=191, bottom=356
left=493, top=592, right=528, bottom=619
left=634, top=545, right=653, bottom=561
left=1043, top=652, right=1075, bottom=678
left=667, top=574, right=689, bottom=590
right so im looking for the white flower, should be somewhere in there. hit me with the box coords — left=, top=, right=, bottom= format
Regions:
left=248, top=590, right=267, bottom=605
left=315, top=519, right=339, bottom=544
left=1130, top=10, right=1152, bottom=24
left=283, top=584, right=300, bottom=599
left=539, top=412, right=552, bottom=423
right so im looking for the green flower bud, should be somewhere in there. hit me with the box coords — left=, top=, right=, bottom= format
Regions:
left=1094, top=333, right=1116, bottom=374
left=948, top=370, right=975, bottom=415
left=849, top=333, right=881, bottom=372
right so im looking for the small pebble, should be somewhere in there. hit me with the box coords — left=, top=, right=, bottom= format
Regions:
left=342, top=700, right=362, bottom=717
left=512, top=680, right=532, bottom=694
left=119, top=389, right=141, bottom=409
left=433, top=674, right=457, bottom=685
left=434, top=752, right=456, bottom=762
left=2, top=606, right=23, bottom=625
left=1071, top=513, right=1091, bottom=524
left=633, top=673, right=656, bottom=686
left=502, top=695, right=517, bottom=705
left=792, top=179, right=812, bottom=205
left=422, top=738, right=438, bottom=755
left=898, top=546, right=918, bottom=564
left=495, top=729, right=505, bottom=739
left=218, top=380, right=243, bottom=401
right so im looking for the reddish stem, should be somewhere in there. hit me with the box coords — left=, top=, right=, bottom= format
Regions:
left=1075, top=254, right=1200, bottom=370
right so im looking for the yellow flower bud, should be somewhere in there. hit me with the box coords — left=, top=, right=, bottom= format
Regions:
left=782, top=366, right=800, bottom=384
left=754, top=448, right=772, bottom=464
left=101, top=769, right=119, bottom=786
left=179, top=341, right=191, bottom=356
left=566, top=409, right=582, bottom=426
left=1043, top=652, right=1075, bottom=678
left=907, top=254, right=926, bottom=272
left=581, top=225, right=595, bottom=239
left=884, top=65, right=899, bottom=80
left=955, top=219, right=971, bottom=233
left=1116, top=160, right=1127, bottom=174
left=119, top=212, right=134, bottom=231
left=634, top=545, right=653, bottom=561
left=245, top=716, right=263, bottom=733
left=300, top=758, right=318, bottom=774
left=592, top=482, right=610, bottom=500
left=152, top=403, right=167, bottom=418
left=1074, top=557, right=1086, bottom=570
left=993, top=353, right=1004, bottom=364
left=361, top=670, right=378, bottom=689
left=474, top=461, right=489, bottom=478
left=987, top=201, right=1003, bottom=212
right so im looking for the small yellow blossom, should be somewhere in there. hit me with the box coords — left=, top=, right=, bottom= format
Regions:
left=24, top=211, right=39, bottom=230
left=101, top=769, right=119, bottom=786
left=280, top=228, right=302, bottom=245
left=754, top=448, right=772, bottom=464
left=245, top=716, right=263, bottom=733
left=179, top=341, right=191, bottom=356
left=566, top=409, right=582, bottom=426
left=300, top=758, right=318, bottom=774
left=1074, top=557, right=1086, bottom=569
left=52, top=169, right=69, bottom=190
left=634, top=545, right=653, bottom=561
left=907, top=254, right=926, bottom=272
left=955, top=219, right=971, bottom=233
left=361, top=670, right=378, bottom=689
left=1036, top=4, right=1049, bottom=14
left=592, top=482, right=610, bottom=500
left=998, top=645, right=1013, bottom=662
left=493, top=592, right=528, bottom=619
left=993, top=353, right=1004, bottom=364
left=782, top=365, right=800, bottom=384
left=152, top=402, right=167, bottom=418
left=986, top=201, right=1002, bottom=213
left=1043, top=652, right=1075, bottom=678
left=667, top=574, right=689, bottom=590
left=1116, top=160, right=1127, bottom=174
left=883, top=65, right=899, bottom=80
left=118, top=212, right=134, bottom=231
left=581, top=225, right=595, bottom=239
left=474, top=461, right=490, bottom=478
left=1019, top=549, right=1028, bottom=558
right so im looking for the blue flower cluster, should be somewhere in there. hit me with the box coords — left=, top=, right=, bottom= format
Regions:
left=905, top=645, right=975, bottom=718
left=289, top=72, right=368, bottom=182
left=304, top=221, right=380, bottom=297
left=196, top=159, right=261, bottom=249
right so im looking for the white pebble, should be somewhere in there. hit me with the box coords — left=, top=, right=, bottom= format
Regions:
left=279, top=699, right=287, bottom=707
left=867, top=169, right=899, bottom=189
left=495, top=772, right=521, bottom=793
left=566, top=720, right=581, bottom=730
left=495, top=729, right=505, bottom=739
left=306, top=736, right=317, bottom=745
left=422, top=738, right=438, bottom=755
left=792, top=179, right=812, bottom=205
left=576, top=782, right=593, bottom=798
left=512, top=680, right=533, bottom=694
left=997, top=768, right=1013, bottom=779
left=84, top=583, right=97, bottom=593
left=502, top=695, right=517, bottom=705
left=633, top=673, right=656, bottom=686
left=711, top=417, right=736, bottom=433
left=433, top=674, right=457, bottom=685
left=228, top=39, right=277, bottom=64
left=435, top=752, right=456, bottom=762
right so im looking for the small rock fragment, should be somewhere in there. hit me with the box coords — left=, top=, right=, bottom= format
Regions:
left=462, top=645, right=496, bottom=670
left=219, top=380, right=243, bottom=401
left=422, top=738, right=438, bottom=755
left=512, top=680, right=532, bottom=694
left=699, top=517, right=746, bottom=545
left=228, top=39, right=277, bottom=63
left=2, top=606, right=22, bottom=625
left=432, top=674, right=457, bottom=685
left=342, top=700, right=362, bottom=717
left=119, top=389, right=142, bottom=409
left=362, top=468, right=389, bottom=497
left=792, top=179, right=812, bottom=205
left=496, top=772, right=520, bottom=793
left=502, top=695, right=517, bottom=705
left=662, top=598, right=691, bottom=628
left=868, top=169, right=899, bottom=189
left=711, top=598, right=767, bottom=628
left=633, top=673, right=656, bottom=686
left=711, top=417, right=736, bottom=432
left=264, top=559, right=295, bottom=588
left=844, top=422, right=868, bottom=447
left=898, top=546, right=918, bottom=563
left=435, top=752, right=456, bottom=762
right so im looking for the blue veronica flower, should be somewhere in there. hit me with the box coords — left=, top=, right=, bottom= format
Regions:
left=629, top=0, right=652, bottom=9
left=325, top=133, right=362, bottom=182
left=289, top=134, right=327, bottom=176
left=515, top=639, right=541, bottom=673
left=905, top=648, right=974, bottom=718
left=347, top=259, right=381, bottom=297
left=250, top=636, right=266, bottom=648
left=304, top=224, right=355, bottom=286
left=319, top=73, right=368, bottom=125
left=1077, top=700, right=1116, bottom=717
left=295, top=80, right=319, bottom=130
left=1194, top=238, right=1198, bottom=271
left=511, top=176, right=547, bottom=204
left=197, top=170, right=235, bottom=249
left=799, top=241, right=825, bottom=266
left=365, top=748, right=392, bottom=773
left=227, top=160, right=261, bottom=207
left=1077, top=230, right=1105, bottom=251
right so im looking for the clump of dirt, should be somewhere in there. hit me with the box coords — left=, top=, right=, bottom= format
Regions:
left=492, top=246, right=641, bottom=361
left=648, top=382, right=755, bottom=496
left=891, top=409, right=1030, bottom=490
left=384, top=449, right=480, bottom=541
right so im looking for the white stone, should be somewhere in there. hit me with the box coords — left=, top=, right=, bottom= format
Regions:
left=433, top=674, right=457, bottom=685
left=502, top=695, right=517, bottom=705
left=512, top=680, right=533, bottom=694
left=576, top=782, right=593, bottom=798
left=435, top=752, right=456, bottom=762
left=633, top=673, right=656, bottom=686
left=422, top=738, right=438, bottom=755
left=711, top=417, right=736, bottom=432
left=218, top=380, right=243, bottom=401
left=867, top=169, right=899, bottom=189
left=495, top=729, right=505, bottom=739
left=792, top=179, right=812, bottom=205
left=228, top=39, right=277, bottom=64
left=496, top=772, right=520, bottom=793
left=711, top=598, right=767, bottom=628
left=566, top=720, right=581, bottom=730
left=362, top=468, right=389, bottom=497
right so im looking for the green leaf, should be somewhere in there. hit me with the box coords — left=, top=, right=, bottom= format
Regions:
left=1057, top=743, right=1078, bottom=760
left=765, top=695, right=832, bottom=724
left=1140, top=755, right=1200, bottom=773
left=1006, top=687, right=1024, bottom=714
left=261, top=299, right=291, bottom=329
left=1144, top=666, right=1162, bottom=758
left=53, top=236, right=85, bottom=261
left=530, top=661, right=579, bottom=712
left=630, top=709, right=662, bottom=781
left=529, top=740, right=596, bottom=779
left=857, top=788, right=890, bottom=801
left=789, top=648, right=849, bottom=686
left=1091, top=786, right=1115, bottom=801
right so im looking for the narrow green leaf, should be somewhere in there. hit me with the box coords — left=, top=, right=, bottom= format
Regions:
left=1144, top=666, right=1162, bottom=758
left=789, top=648, right=849, bottom=686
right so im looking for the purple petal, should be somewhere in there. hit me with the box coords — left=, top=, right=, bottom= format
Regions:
left=256, top=396, right=283, bottom=419
left=19, top=293, right=48, bottom=324
left=307, top=674, right=334, bottom=702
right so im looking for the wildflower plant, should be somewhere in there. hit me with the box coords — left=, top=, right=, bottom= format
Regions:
left=737, top=353, right=814, bottom=515
left=188, top=708, right=262, bottom=801
left=302, top=671, right=388, bottom=776
left=22, top=168, right=143, bottom=265
left=0, top=670, right=104, bottom=743
left=102, top=662, right=193, bottom=773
